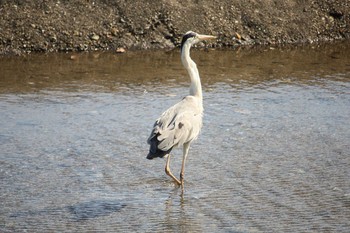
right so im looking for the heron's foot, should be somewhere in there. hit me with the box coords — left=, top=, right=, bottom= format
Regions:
left=165, top=154, right=181, bottom=186
left=170, top=174, right=181, bottom=186
left=174, top=178, right=181, bottom=186
left=165, top=168, right=181, bottom=186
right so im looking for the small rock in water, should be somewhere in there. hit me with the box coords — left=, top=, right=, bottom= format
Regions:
left=116, top=47, right=126, bottom=53
left=70, top=55, right=78, bottom=60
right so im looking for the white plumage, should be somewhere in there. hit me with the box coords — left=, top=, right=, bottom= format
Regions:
left=149, top=96, right=203, bottom=152
left=147, top=31, right=216, bottom=186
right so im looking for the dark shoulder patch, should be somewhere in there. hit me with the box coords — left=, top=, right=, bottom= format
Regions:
left=178, top=122, right=184, bottom=129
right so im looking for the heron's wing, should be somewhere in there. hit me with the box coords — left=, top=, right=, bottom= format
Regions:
left=148, top=96, right=203, bottom=151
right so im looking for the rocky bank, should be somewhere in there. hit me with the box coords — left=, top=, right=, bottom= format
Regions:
left=0, top=0, right=349, bottom=55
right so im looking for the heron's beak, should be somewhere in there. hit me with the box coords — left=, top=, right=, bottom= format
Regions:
left=197, top=34, right=217, bottom=41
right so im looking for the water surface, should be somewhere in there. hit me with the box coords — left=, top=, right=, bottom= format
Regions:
left=1, top=42, right=350, bottom=232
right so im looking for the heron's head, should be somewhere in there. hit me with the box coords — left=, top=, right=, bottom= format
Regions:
left=180, top=31, right=216, bottom=51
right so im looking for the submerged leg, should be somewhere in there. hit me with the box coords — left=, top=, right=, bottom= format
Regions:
left=165, top=154, right=181, bottom=185
left=180, top=143, right=191, bottom=186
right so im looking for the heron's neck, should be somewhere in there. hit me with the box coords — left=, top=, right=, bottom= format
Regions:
left=181, top=45, right=203, bottom=103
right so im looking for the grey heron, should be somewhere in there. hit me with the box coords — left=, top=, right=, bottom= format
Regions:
left=147, top=31, right=216, bottom=186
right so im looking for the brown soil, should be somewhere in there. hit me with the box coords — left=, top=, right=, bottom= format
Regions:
left=0, top=0, right=349, bottom=55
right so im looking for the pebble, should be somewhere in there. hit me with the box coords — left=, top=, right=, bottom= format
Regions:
left=90, top=34, right=100, bottom=41
left=70, top=55, right=78, bottom=60
left=235, top=32, right=241, bottom=40
left=116, top=47, right=126, bottom=53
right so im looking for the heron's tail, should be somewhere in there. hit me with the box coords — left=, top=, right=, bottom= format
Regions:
left=146, top=136, right=172, bottom=160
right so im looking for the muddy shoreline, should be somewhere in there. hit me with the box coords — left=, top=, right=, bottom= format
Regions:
left=0, top=0, right=349, bottom=55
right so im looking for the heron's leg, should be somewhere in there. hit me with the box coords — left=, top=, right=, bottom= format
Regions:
left=165, top=154, right=181, bottom=185
left=180, top=143, right=191, bottom=186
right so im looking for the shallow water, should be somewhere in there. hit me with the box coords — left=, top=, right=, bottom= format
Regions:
left=1, top=42, right=350, bottom=232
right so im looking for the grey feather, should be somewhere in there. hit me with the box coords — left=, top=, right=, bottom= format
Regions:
left=147, top=96, right=202, bottom=158
left=146, top=31, right=215, bottom=185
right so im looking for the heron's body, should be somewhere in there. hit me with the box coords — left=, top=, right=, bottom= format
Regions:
left=147, top=95, right=203, bottom=159
left=147, top=31, right=215, bottom=186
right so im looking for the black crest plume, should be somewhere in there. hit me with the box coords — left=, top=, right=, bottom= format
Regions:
left=180, top=32, right=196, bottom=51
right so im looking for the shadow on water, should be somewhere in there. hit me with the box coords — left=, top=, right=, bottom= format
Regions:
left=10, top=200, right=126, bottom=222
left=68, top=200, right=126, bottom=221
left=1, top=41, right=350, bottom=232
